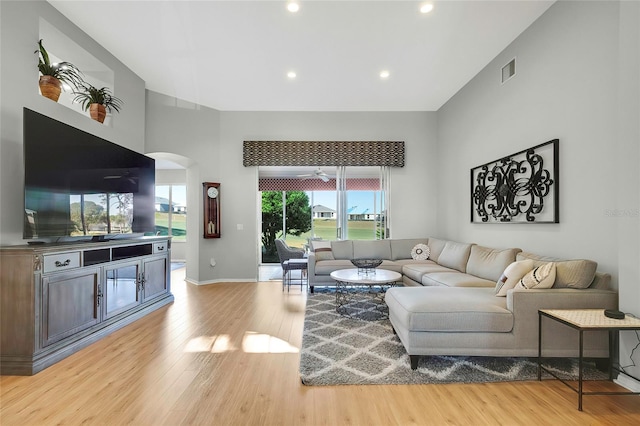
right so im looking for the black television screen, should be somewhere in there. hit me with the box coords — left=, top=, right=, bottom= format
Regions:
left=23, top=108, right=155, bottom=241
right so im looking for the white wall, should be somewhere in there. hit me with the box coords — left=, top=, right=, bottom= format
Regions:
left=0, top=0, right=146, bottom=245
left=438, top=0, right=640, bottom=385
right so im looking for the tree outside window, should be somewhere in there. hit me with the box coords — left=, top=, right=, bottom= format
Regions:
left=261, top=191, right=311, bottom=263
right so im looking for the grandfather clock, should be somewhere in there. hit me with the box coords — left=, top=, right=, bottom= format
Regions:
left=203, top=182, right=220, bottom=238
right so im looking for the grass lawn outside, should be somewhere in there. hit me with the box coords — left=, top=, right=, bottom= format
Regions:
left=155, top=212, right=186, bottom=241
left=282, top=219, right=378, bottom=248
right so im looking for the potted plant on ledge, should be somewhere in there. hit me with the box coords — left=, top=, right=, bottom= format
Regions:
left=73, top=84, right=124, bottom=123
left=35, top=39, right=84, bottom=102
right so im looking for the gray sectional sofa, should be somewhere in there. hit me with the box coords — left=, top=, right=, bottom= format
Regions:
left=307, top=237, right=618, bottom=369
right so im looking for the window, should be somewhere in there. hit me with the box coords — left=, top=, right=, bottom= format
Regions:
left=155, top=185, right=187, bottom=242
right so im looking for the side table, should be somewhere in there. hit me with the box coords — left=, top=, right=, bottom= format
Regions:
left=538, top=309, right=640, bottom=411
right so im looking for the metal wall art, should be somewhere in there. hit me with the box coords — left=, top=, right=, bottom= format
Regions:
left=471, top=139, right=559, bottom=223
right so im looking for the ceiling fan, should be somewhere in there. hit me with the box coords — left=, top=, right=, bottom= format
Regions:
left=297, top=167, right=330, bottom=182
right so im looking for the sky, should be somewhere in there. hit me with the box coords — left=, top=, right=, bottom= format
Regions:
left=156, top=185, right=187, bottom=206
left=307, top=191, right=380, bottom=214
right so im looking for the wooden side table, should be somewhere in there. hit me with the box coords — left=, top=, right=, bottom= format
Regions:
left=538, top=309, right=640, bottom=411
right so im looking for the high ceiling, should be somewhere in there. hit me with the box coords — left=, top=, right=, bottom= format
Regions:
left=48, top=1, right=554, bottom=112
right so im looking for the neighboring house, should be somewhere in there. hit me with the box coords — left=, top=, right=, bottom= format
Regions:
left=156, top=196, right=185, bottom=213
left=312, top=204, right=336, bottom=219
left=155, top=197, right=171, bottom=212
left=348, top=209, right=380, bottom=221
left=157, top=197, right=186, bottom=214
left=348, top=213, right=380, bottom=221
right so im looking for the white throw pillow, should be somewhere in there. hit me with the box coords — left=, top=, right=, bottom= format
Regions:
left=516, top=262, right=556, bottom=290
left=411, top=243, right=430, bottom=260
left=311, top=240, right=334, bottom=261
left=495, top=260, right=534, bottom=296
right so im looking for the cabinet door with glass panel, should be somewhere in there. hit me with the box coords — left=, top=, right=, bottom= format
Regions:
left=103, top=260, right=142, bottom=319
left=142, top=256, right=169, bottom=301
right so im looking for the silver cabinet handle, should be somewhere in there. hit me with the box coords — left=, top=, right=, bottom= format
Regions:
left=55, top=259, right=71, bottom=267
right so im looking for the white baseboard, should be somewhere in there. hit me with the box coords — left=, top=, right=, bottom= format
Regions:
left=614, top=373, right=640, bottom=392
left=185, top=278, right=257, bottom=286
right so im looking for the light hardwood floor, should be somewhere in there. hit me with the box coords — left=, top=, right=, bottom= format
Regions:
left=1, top=267, right=639, bottom=425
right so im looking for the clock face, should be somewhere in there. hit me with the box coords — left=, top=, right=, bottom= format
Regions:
left=207, top=187, right=219, bottom=199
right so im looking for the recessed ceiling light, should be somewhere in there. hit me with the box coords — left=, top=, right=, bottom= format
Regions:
left=380, top=70, right=390, bottom=79
left=287, top=2, right=299, bottom=13
left=287, top=71, right=297, bottom=79
left=420, top=3, right=434, bottom=14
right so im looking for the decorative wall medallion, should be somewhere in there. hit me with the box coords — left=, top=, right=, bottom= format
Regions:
left=471, top=139, right=559, bottom=223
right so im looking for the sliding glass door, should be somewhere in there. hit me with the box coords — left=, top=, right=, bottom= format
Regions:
left=259, top=166, right=390, bottom=263
left=337, top=166, right=388, bottom=240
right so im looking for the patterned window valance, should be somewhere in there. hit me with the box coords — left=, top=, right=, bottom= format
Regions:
left=243, top=141, right=404, bottom=167
left=259, top=178, right=380, bottom=191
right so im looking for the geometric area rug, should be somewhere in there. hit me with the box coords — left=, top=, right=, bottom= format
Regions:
left=300, top=293, right=607, bottom=386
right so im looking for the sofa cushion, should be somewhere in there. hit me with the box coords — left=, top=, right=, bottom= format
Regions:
left=353, top=240, right=391, bottom=260
left=426, top=238, right=447, bottom=263
left=315, top=260, right=353, bottom=275
left=311, top=240, right=334, bottom=261
left=390, top=238, right=430, bottom=260
left=495, top=260, right=535, bottom=296
left=437, top=241, right=473, bottom=272
left=385, top=287, right=513, bottom=333
left=517, top=252, right=597, bottom=289
left=422, top=272, right=495, bottom=288
left=516, top=262, right=556, bottom=289
left=394, top=259, right=434, bottom=267
left=466, top=245, right=521, bottom=282
left=331, top=240, right=353, bottom=260
left=402, top=262, right=453, bottom=283
left=377, top=260, right=403, bottom=274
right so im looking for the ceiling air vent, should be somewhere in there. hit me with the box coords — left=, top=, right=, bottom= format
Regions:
left=501, top=58, right=516, bottom=84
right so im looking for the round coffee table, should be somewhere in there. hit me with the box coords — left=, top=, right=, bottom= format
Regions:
left=330, top=268, right=401, bottom=320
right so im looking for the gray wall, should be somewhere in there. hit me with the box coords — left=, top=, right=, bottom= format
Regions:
left=0, top=0, right=146, bottom=245
left=438, top=0, right=620, bottom=278
left=145, top=91, right=221, bottom=283
left=615, top=0, right=640, bottom=388
left=437, top=0, right=639, bottom=384
left=219, top=111, right=438, bottom=281
left=144, top=100, right=438, bottom=284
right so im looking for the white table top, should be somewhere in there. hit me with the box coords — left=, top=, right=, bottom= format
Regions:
left=540, top=309, right=640, bottom=329
left=330, top=268, right=401, bottom=285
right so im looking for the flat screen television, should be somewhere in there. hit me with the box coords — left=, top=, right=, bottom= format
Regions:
left=23, top=108, right=156, bottom=241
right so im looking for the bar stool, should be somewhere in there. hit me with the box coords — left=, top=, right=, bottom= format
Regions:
left=282, top=258, right=308, bottom=291
left=275, top=239, right=307, bottom=291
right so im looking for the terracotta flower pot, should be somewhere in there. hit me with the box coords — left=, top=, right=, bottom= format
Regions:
left=89, top=103, right=107, bottom=123
left=39, top=75, right=62, bottom=102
